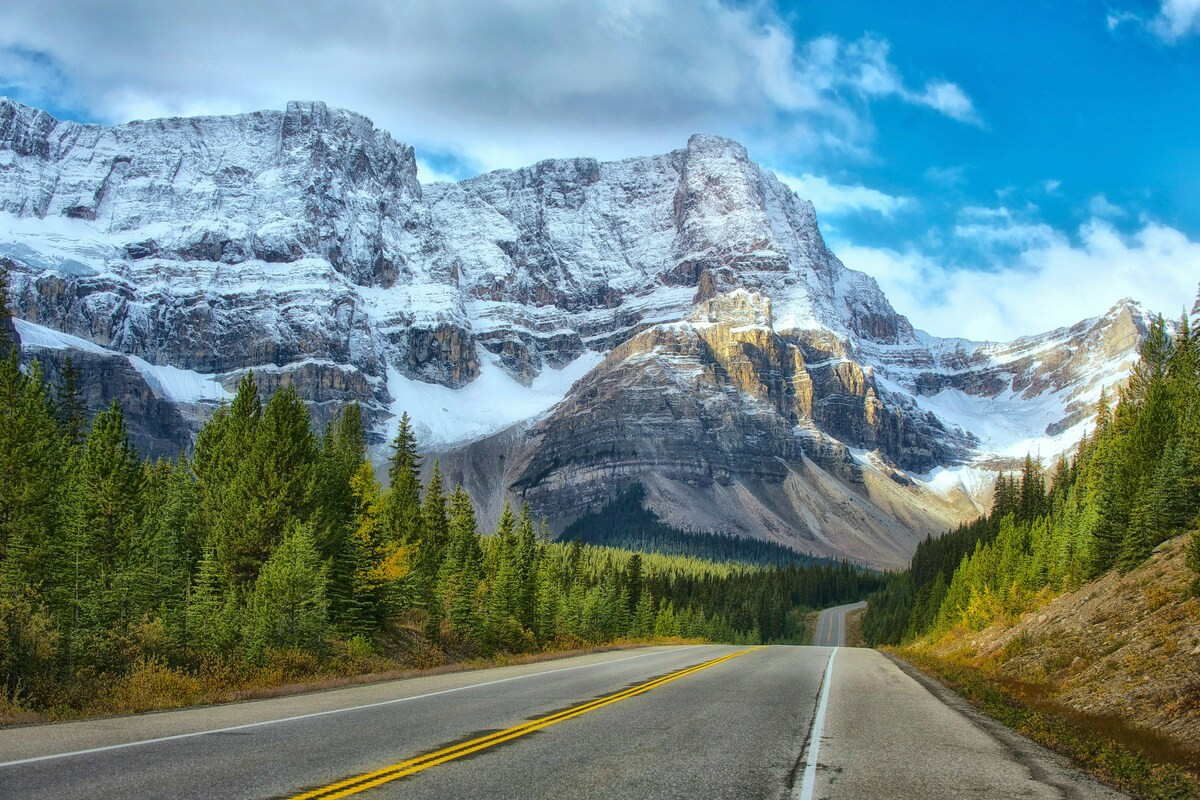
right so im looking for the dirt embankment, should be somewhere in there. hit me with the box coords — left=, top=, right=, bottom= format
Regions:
left=917, top=535, right=1200, bottom=766
left=844, top=606, right=866, bottom=647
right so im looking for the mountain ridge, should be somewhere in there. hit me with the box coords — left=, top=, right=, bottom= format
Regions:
left=0, top=97, right=1151, bottom=567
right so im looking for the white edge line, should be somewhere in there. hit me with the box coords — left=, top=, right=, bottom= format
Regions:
left=796, top=647, right=838, bottom=800
left=0, top=646, right=706, bottom=769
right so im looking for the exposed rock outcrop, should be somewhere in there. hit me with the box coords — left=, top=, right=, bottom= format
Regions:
left=0, top=97, right=1151, bottom=566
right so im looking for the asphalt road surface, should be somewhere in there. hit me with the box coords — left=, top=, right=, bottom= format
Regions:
left=811, top=600, right=866, bottom=647
left=0, top=641, right=1127, bottom=799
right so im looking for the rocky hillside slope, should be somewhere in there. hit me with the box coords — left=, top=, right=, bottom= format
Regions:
left=918, top=535, right=1200, bottom=765
left=0, top=97, right=1150, bottom=566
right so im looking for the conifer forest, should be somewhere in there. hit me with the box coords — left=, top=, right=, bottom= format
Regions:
left=863, top=294, right=1200, bottom=646
left=0, top=267, right=879, bottom=715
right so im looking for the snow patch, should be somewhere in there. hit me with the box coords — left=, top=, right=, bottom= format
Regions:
left=127, top=356, right=233, bottom=404
left=913, top=464, right=993, bottom=500
left=12, top=318, right=113, bottom=355
left=387, top=348, right=605, bottom=448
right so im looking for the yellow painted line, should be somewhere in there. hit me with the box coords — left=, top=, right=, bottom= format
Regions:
left=289, top=648, right=759, bottom=800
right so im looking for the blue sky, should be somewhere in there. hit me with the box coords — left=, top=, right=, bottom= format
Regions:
left=1, top=0, right=1197, bottom=340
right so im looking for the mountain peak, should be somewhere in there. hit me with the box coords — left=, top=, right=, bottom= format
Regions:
left=685, top=133, right=750, bottom=161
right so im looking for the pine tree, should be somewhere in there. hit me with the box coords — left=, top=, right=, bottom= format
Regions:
left=135, top=458, right=191, bottom=644
left=328, top=463, right=378, bottom=639
left=246, top=521, right=328, bottom=659
left=314, top=404, right=376, bottom=632
left=356, top=461, right=412, bottom=623
left=1125, top=315, right=1173, bottom=407
left=0, top=262, right=12, bottom=354
left=64, top=401, right=143, bottom=663
left=1018, top=455, right=1045, bottom=522
left=532, top=555, right=561, bottom=643
left=444, top=487, right=483, bottom=636
left=481, top=502, right=516, bottom=651
left=192, top=373, right=260, bottom=568
left=1119, top=476, right=1155, bottom=572
left=514, top=504, right=540, bottom=631
left=382, top=412, right=423, bottom=546
left=625, top=552, right=644, bottom=612
left=186, top=547, right=238, bottom=659
left=55, top=356, right=86, bottom=448
left=0, top=356, right=62, bottom=584
left=419, top=461, right=449, bottom=635
left=631, top=589, right=655, bottom=638
left=219, top=384, right=316, bottom=588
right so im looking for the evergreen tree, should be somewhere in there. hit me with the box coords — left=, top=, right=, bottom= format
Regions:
left=1018, top=455, right=1045, bottom=522
left=356, top=461, right=412, bottom=623
left=246, top=521, right=328, bottom=659
left=186, top=547, right=239, bottom=659
left=64, top=401, right=143, bottom=663
left=55, top=356, right=86, bottom=448
left=419, top=461, right=449, bottom=634
left=382, top=412, right=423, bottom=547
left=514, top=504, right=540, bottom=631
left=191, top=373, right=260, bottom=568
left=219, top=384, right=316, bottom=588
left=443, top=487, right=483, bottom=636
left=0, top=356, right=62, bottom=584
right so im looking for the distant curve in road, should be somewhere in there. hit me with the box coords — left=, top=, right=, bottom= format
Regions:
left=0, top=639, right=1126, bottom=799
left=811, top=600, right=866, bottom=647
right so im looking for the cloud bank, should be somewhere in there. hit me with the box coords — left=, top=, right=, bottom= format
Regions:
left=837, top=216, right=1200, bottom=342
left=0, top=0, right=978, bottom=171
left=775, top=172, right=911, bottom=216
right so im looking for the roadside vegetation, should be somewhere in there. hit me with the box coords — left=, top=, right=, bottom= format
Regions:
left=864, top=286, right=1200, bottom=795
left=0, top=264, right=878, bottom=721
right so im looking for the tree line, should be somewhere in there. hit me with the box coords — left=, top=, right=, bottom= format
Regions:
left=863, top=290, right=1200, bottom=646
left=0, top=265, right=880, bottom=711
left=561, top=483, right=849, bottom=567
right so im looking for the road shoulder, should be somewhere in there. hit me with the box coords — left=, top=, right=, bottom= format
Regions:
left=880, top=650, right=1129, bottom=799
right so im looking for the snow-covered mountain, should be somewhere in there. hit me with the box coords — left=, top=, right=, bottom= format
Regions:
left=0, top=98, right=1149, bottom=567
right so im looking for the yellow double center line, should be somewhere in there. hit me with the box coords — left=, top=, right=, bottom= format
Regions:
left=290, top=647, right=758, bottom=799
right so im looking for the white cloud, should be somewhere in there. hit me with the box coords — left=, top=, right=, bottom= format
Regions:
left=1088, top=194, right=1127, bottom=218
left=909, top=80, right=981, bottom=126
left=1150, top=0, right=1200, bottom=40
left=775, top=172, right=911, bottom=216
left=953, top=219, right=1065, bottom=250
left=415, top=159, right=461, bottom=185
left=0, top=0, right=980, bottom=171
left=1107, top=11, right=1140, bottom=31
left=924, top=165, right=967, bottom=187
left=1041, top=179, right=1062, bottom=194
left=836, top=219, right=1200, bottom=341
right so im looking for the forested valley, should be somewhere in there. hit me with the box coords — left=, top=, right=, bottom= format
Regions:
left=863, top=295, right=1200, bottom=646
left=0, top=267, right=880, bottom=718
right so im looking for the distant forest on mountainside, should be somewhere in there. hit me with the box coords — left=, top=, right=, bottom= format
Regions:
left=0, top=264, right=882, bottom=715
left=864, top=290, right=1200, bottom=646
left=560, top=483, right=851, bottom=568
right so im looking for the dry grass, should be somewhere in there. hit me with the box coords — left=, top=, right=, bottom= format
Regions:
left=895, top=647, right=1200, bottom=800
left=904, top=534, right=1200, bottom=793
left=844, top=607, right=866, bottom=647
left=1, top=636, right=705, bottom=727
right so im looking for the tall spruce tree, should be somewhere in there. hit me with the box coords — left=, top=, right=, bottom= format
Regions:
left=444, top=486, right=482, bottom=635
left=64, top=401, right=143, bottom=663
left=246, top=521, right=328, bottom=659
left=419, top=461, right=449, bottom=633
left=219, top=384, right=316, bottom=588
left=0, top=356, right=62, bottom=583
left=55, top=356, right=86, bottom=448
left=382, top=412, right=424, bottom=553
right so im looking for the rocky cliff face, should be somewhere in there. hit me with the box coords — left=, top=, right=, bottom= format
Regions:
left=0, top=97, right=1150, bottom=567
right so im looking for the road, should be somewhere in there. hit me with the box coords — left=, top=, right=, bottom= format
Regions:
left=0, top=642, right=1126, bottom=799
left=811, top=600, right=866, bottom=647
